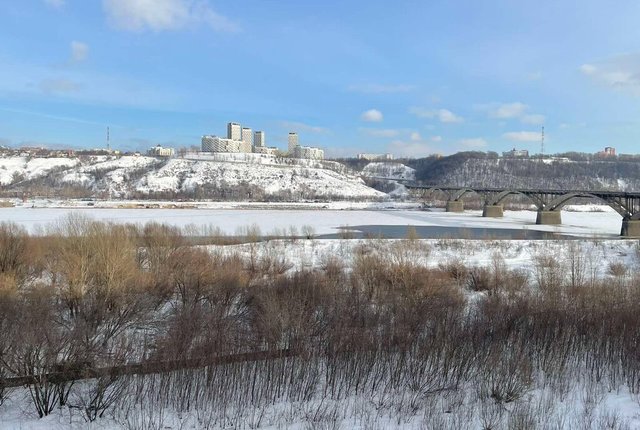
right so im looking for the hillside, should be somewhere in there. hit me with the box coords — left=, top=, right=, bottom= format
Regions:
left=405, top=152, right=640, bottom=190
left=360, top=161, right=415, bottom=180
left=0, top=154, right=386, bottom=201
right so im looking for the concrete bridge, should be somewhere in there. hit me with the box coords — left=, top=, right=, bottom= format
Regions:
left=405, top=184, right=640, bottom=237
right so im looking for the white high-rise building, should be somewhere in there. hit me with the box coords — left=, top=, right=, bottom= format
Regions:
left=288, top=132, right=299, bottom=154
left=294, top=146, right=324, bottom=160
left=202, top=135, right=243, bottom=152
left=254, top=131, right=265, bottom=148
left=241, top=127, right=253, bottom=153
left=227, top=122, right=242, bottom=141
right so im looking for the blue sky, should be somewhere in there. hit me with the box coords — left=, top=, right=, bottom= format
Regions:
left=2, top=0, right=640, bottom=157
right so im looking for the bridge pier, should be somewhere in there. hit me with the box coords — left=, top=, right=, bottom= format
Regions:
left=446, top=200, right=464, bottom=213
left=482, top=205, right=504, bottom=218
left=621, top=219, right=640, bottom=238
left=536, top=210, right=562, bottom=225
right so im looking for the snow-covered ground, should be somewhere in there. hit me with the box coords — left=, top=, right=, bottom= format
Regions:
left=217, top=237, right=637, bottom=279
left=2, top=230, right=640, bottom=430
left=0, top=156, right=80, bottom=185
left=0, top=206, right=623, bottom=237
left=0, top=205, right=638, bottom=429
left=135, top=158, right=383, bottom=199
left=0, top=155, right=383, bottom=200
left=361, top=162, right=416, bottom=180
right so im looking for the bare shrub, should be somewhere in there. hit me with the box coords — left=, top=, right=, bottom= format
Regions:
left=438, top=257, right=467, bottom=284
left=466, top=267, right=492, bottom=292
left=482, top=347, right=533, bottom=404
left=301, top=225, right=316, bottom=240
left=71, top=375, right=129, bottom=422
left=607, top=261, right=628, bottom=278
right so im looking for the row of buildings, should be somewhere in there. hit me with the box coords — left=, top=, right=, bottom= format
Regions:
left=357, top=153, right=394, bottom=161
left=202, top=122, right=278, bottom=155
left=503, top=146, right=617, bottom=159
left=202, top=122, right=325, bottom=160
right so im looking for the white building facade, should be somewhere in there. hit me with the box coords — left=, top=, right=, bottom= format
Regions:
left=241, top=128, right=253, bottom=153
left=227, top=122, right=242, bottom=141
left=288, top=132, right=299, bottom=153
left=254, top=131, right=265, bottom=148
left=294, top=146, right=324, bottom=160
left=148, top=145, right=175, bottom=157
left=357, top=153, right=394, bottom=161
left=202, top=123, right=324, bottom=158
left=202, top=135, right=243, bottom=153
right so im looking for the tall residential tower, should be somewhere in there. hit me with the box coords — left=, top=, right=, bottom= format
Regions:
left=254, top=131, right=265, bottom=148
left=227, top=122, right=242, bottom=141
left=288, top=132, right=299, bottom=154
left=241, top=127, right=253, bottom=153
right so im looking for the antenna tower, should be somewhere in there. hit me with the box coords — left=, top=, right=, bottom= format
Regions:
left=540, top=126, right=545, bottom=157
left=107, top=126, right=110, bottom=152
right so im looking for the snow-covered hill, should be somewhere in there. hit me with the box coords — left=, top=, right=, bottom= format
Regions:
left=0, top=156, right=80, bottom=185
left=0, top=154, right=385, bottom=201
left=361, top=162, right=415, bottom=180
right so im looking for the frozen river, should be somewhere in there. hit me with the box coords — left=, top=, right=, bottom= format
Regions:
left=0, top=206, right=622, bottom=239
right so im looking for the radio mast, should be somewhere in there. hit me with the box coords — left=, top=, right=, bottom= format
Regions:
left=540, top=126, right=545, bottom=158
left=106, top=126, right=110, bottom=152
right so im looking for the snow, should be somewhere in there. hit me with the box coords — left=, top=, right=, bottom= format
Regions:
left=219, top=237, right=637, bottom=279
left=0, top=205, right=639, bottom=429
left=184, top=151, right=350, bottom=173
left=0, top=157, right=79, bottom=185
left=0, top=206, right=624, bottom=238
left=361, top=162, right=416, bottom=180
left=126, top=158, right=383, bottom=199
left=0, top=155, right=383, bottom=200
left=618, top=178, right=628, bottom=190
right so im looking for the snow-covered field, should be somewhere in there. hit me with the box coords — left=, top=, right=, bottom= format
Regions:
left=218, top=237, right=637, bottom=277
left=0, top=206, right=623, bottom=238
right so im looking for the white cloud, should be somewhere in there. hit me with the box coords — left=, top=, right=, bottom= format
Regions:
left=521, top=114, right=545, bottom=125
left=361, top=109, right=383, bottom=122
left=580, top=54, right=640, bottom=95
left=480, top=102, right=545, bottom=125
left=488, top=102, right=528, bottom=119
left=438, top=109, right=463, bottom=123
left=458, top=138, right=487, bottom=149
left=348, top=84, right=415, bottom=94
left=430, top=135, right=442, bottom=142
left=70, top=41, right=89, bottom=63
left=44, top=0, right=65, bottom=8
left=103, top=0, right=239, bottom=33
left=409, top=107, right=463, bottom=123
left=502, top=131, right=541, bottom=142
left=280, top=121, right=329, bottom=134
left=410, top=132, right=422, bottom=141
left=360, top=128, right=400, bottom=138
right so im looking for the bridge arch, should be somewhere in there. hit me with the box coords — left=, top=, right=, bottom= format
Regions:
left=489, top=190, right=545, bottom=210
left=453, top=188, right=481, bottom=201
left=545, top=192, right=630, bottom=218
